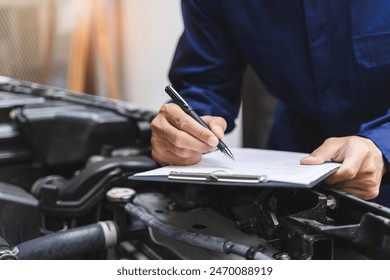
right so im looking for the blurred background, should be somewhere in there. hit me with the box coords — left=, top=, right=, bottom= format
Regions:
left=0, top=0, right=276, bottom=149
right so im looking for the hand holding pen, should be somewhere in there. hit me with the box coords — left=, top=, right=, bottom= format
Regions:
left=150, top=85, right=234, bottom=166
left=165, top=85, right=234, bottom=160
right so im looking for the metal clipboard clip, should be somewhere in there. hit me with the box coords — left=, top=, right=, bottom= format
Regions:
left=168, top=170, right=268, bottom=184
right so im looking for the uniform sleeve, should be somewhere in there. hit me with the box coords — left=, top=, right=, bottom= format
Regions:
left=168, top=0, right=247, bottom=133
left=359, top=109, right=390, bottom=164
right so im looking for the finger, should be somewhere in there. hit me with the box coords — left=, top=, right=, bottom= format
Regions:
left=166, top=152, right=202, bottom=166
left=162, top=104, right=219, bottom=147
left=151, top=126, right=203, bottom=166
left=152, top=146, right=202, bottom=166
left=202, top=116, right=227, bottom=139
left=300, top=138, right=343, bottom=165
left=325, top=145, right=364, bottom=185
left=334, top=185, right=379, bottom=200
left=153, top=114, right=214, bottom=154
left=151, top=132, right=200, bottom=157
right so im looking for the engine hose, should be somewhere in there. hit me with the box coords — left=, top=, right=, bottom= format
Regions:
left=0, top=236, right=17, bottom=260
left=124, top=203, right=273, bottom=260
left=15, top=221, right=117, bottom=260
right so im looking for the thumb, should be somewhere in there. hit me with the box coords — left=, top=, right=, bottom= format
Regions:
left=300, top=138, right=343, bottom=165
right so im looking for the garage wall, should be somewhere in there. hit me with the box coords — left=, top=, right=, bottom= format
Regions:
left=121, top=0, right=242, bottom=147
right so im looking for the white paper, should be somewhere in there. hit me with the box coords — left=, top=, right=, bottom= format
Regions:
left=134, top=148, right=341, bottom=186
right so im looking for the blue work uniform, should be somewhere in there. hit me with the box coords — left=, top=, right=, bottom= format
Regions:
left=169, top=0, right=390, bottom=204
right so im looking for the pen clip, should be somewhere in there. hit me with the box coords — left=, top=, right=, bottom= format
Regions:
left=165, top=85, right=191, bottom=109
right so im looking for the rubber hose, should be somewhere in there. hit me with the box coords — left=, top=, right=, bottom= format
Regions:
left=125, top=202, right=273, bottom=260
left=15, top=221, right=117, bottom=260
left=0, top=236, right=16, bottom=260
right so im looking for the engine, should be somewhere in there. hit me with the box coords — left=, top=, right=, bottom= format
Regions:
left=0, top=76, right=389, bottom=260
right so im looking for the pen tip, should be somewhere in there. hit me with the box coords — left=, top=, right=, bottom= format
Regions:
left=223, top=149, right=235, bottom=161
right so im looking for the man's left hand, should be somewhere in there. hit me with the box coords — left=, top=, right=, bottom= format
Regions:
left=301, top=136, right=386, bottom=200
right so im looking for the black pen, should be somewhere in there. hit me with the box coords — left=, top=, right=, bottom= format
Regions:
left=165, top=85, right=235, bottom=160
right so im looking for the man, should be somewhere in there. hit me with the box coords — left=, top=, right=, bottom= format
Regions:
left=151, top=0, right=390, bottom=201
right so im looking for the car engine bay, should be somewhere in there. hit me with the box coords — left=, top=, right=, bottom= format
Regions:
left=0, top=76, right=389, bottom=260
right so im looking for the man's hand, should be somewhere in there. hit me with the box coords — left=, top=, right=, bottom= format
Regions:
left=151, top=103, right=227, bottom=166
left=301, top=136, right=386, bottom=200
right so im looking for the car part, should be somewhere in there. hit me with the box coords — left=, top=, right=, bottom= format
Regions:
left=0, top=76, right=389, bottom=260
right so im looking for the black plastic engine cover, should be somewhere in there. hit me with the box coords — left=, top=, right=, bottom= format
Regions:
left=0, top=77, right=156, bottom=189
left=14, top=102, right=140, bottom=167
left=0, top=182, right=41, bottom=246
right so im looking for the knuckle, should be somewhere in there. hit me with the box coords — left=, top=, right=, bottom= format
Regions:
left=151, top=134, right=165, bottom=150
left=340, top=168, right=357, bottom=180
left=214, top=116, right=227, bottom=128
left=150, top=118, right=160, bottom=132
left=363, top=187, right=379, bottom=200
left=151, top=123, right=169, bottom=143
left=198, top=129, right=212, bottom=143
left=178, top=149, right=194, bottom=158
left=172, top=153, right=202, bottom=166
left=175, top=115, right=191, bottom=130
left=150, top=134, right=158, bottom=146
left=151, top=149, right=168, bottom=166
left=361, top=146, right=371, bottom=158
left=150, top=111, right=162, bottom=126
left=182, top=154, right=202, bottom=165
left=159, top=104, right=171, bottom=115
left=169, top=132, right=182, bottom=147
left=366, top=174, right=381, bottom=187
left=369, top=188, right=380, bottom=199
left=159, top=103, right=181, bottom=123
left=324, top=137, right=337, bottom=144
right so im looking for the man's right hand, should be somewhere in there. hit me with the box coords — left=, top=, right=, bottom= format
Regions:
left=151, top=103, right=227, bottom=166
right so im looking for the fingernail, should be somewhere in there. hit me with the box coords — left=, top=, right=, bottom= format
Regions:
left=301, top=155, right=323, bottom=165
left=303, top=155, right=314, bottom=160
left=207, top=136, right=219, bottom=147
left=301, top=155, right=314, bottom=164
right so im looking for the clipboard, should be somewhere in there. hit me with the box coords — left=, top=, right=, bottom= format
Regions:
left=130, top=148, right=341, bottom=188
left=168, top=171, right=268, bottom=184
